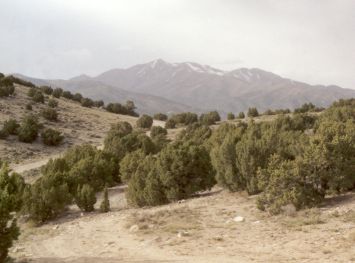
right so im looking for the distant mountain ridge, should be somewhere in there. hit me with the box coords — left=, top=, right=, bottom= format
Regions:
left=14, top=59, right=355, bottom=115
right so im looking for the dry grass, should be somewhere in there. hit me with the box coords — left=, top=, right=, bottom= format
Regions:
left=127, top=206, right=202, bottom=235
left=281, top=208, right=326, bottom=229
left=342, top=210, right=355, bottom=223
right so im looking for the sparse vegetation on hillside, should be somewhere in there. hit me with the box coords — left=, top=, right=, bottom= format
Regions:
left=41, top=107, right=58, bottom=122
left=52, top=88, right=63, bottom=98
left=41, top=128, right=64, bottom=146
left=136, top=114, right=153, bottom=129
left=31, top=91, right=45, bottom=103
left=227, top=112, right=235, bottom=120
left=247, top=107, right=259, bottom=117
left=105, top=101, right=139, bottom=117
left=2, top=119, right=19, bottom=135
left=0, top=75, right=15, bottom=97
left=294, top=102, right=324, bottom=113
left=17, top=115, right=40, bottom=143
left=199, top=111, right=221, bottom=125
left=47, top=98, right=58, bottom=108
left=153, top=113, right=168, bottom=121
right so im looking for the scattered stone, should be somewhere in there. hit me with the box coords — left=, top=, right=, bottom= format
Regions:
left=130, top=224, right=139, bottom=232
left=52, top=225, right=59, bottom=230
left=252, top=220, right=261, bottom=224
left=233, top=216, right=245, bottom=222
left=178, top=199, right=186, bottom=204
left=177, top=230, right=189, bottom=238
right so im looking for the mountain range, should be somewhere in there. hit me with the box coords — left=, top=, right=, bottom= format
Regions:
left=15, top=59, right=355, bottom=115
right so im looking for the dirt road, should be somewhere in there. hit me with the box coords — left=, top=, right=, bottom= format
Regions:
left=11, top=187, right=355, bottom=263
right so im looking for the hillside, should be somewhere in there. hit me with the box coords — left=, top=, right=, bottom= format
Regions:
left=14, top=74, right=201, bottom=115
left=0, top=84, right=164, bottom=169
left=15, top=59, right=355, bottom=115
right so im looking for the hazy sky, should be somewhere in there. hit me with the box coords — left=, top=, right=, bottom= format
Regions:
left=0, top=0, right=354, bottom=89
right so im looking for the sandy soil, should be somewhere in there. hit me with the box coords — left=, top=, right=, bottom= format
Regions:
left=11, top=186, right=355, bottom=263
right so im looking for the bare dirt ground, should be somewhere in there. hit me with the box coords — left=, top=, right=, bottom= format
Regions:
left=11, top=186, right=355, bottom=263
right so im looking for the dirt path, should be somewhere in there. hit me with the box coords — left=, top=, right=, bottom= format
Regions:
left=11, top=187, right=355, bottom=263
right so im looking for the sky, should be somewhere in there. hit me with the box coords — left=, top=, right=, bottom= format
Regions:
left=0, top=0, right=354, bottom=89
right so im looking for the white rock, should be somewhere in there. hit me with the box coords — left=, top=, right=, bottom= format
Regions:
left=233, top=216, right=245, bottom=222
left=177, top=230, right=189, bottom=238
left=129, top=224, right=139, bottom=232
left=52, top=225, right=59, bottom=230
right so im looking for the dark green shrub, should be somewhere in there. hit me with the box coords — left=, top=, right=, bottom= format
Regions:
left=40, top=86, right=53, bottom=95
left=256, top=155, right=324, bottom=214
left=238, top=112, right=245, bottom=119
left=100, top=187, right=110, bottom=213
left=247, top=107, right=259, bottom=117
left=0, top=129, right=9, bottom=140
left=312, top=118, right=355, bottom=192
left=27, top=87, right=37, bottom=97
left=74, top=184, right=96, bottom=212
left=48, top=98, right=58, bottom=108
left=157, top=141, right=216, bottom=201
left=126, top=155, right=166, bottom=207
left=177, top=123, right=212, bottom=145
left=0, top=164, right=25, bottom=212
left=17, top=115, right=40, bottom=143
left=227, top=112, right=235, bottom=120
left=199, top=111, right=221, bottom=125
left=94, top=100, right=104, bottom=108
left=165, top=118, right=176, bottom=129
left=1, top=75, right=34, bottom=88
left=22, top=172, right=72, bottom=223
left=66, top=148, right=117, bottom=192
left=210, top=134, right=242, bottom=192
left=62, top=91, right=73, bottom=100
left=136, top=114, right=153, bottom=129
left=81, top=98, right=94, bottom=108
left=0, top=165, right=22, bottom=262
left=119, top=150, right=146, bottom=183
left=150, top=126, right=167, bottom=139
left=26, top=103, right=33, bottom=111
left=153, top=113, right=168, bottom=121
left=32, top=91, right=45, bottom=103
left=52, top=88, right=63, bottom=98
left=105, top=102, right=138, bottom=116
left=170, top=112, right=198, bottom=126
left=0, top=85, right=15, bottom=97
left=73, top=93, right=83, bottom=102
left=2, top=119, right=19, bottom=135
left=263, top=109, right=275, bottom=115
left=41, top=107, right=58, bottom=121
left=41, top=128, right=64, bottom=146
left=104, top=122, right=133, bottom=145
left=294, top=102, right=316, bottom=113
